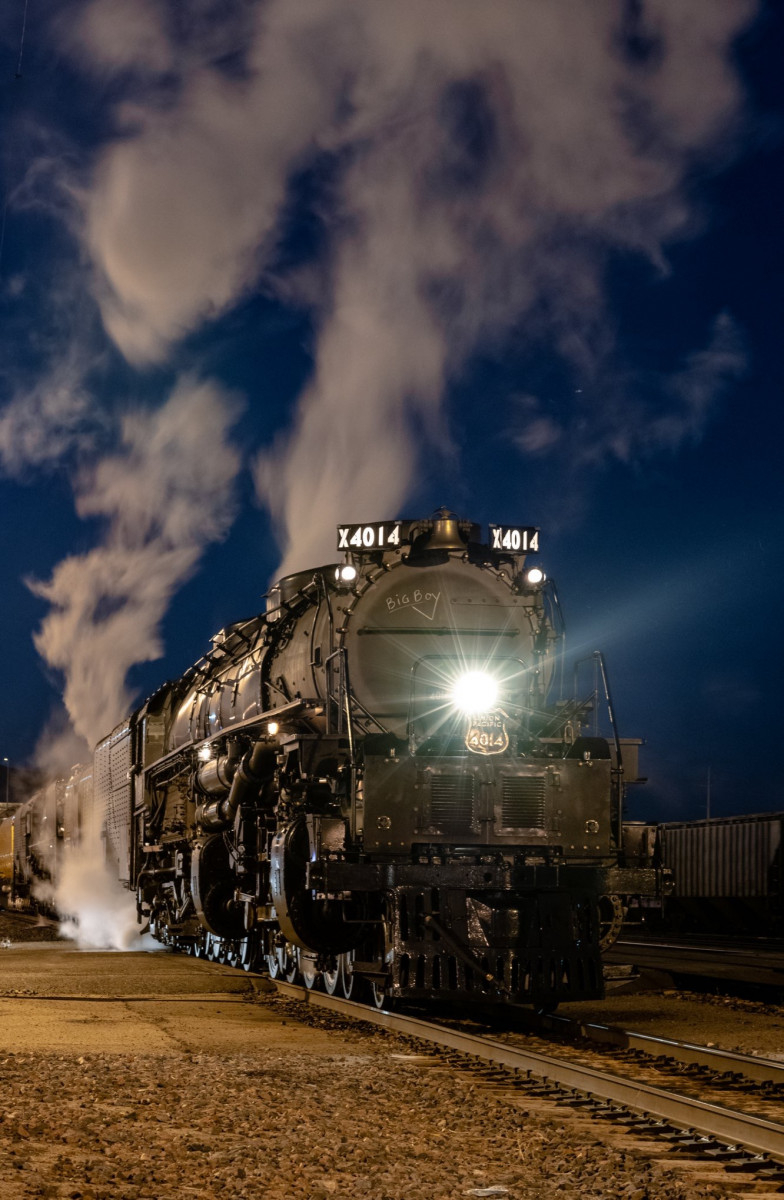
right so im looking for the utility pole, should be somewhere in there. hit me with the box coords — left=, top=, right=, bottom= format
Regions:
left=706, top=765, right=711, bottom=820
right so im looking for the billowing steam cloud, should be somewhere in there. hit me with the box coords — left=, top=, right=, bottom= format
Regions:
left=65, top=0, right=756, bottom=573
left=28, top=377, right=241, bottom=750
left=0, top=0, right=759, bottom=753
left=55, top=838, right=154, bottom=951
left=33, top=801, right=155, bottom=951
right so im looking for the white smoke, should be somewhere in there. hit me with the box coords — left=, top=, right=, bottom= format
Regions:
left=24, top=777, right=153, bottom=950
left=31, top=709, right=91, bottom=780
left=54, top=835, right=154, bottom=952
left=28, top=376, right=242, bottom=749
left=54, top=0, right=757, bottom=574
left=0, top=351, right=99, bottom=476
left=0, top=0, right=760, bottom=756
left=33, top=821, right=155, bottom=951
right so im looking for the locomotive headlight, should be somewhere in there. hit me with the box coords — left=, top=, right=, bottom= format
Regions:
left=335, top=564, right=357, bottom=583
left=451, top=671, right=499, bottom=714
left=525, top=567, right=546, bottom=585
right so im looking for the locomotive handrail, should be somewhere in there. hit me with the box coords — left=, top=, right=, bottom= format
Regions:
left=142, top=700, right=309, bottom=779
left=356, top=626, right=520, bottom=636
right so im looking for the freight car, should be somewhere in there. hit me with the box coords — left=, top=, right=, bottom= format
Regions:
left=624, top=813, right=784, bottom=936
left=0, top=765, right=94, bottom=912
left=1, top=510, right=664, bottom=1007
left=0, top=779, right=65, bottom=911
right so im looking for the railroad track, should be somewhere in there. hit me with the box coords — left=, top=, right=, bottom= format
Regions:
left=606, top=937, right=784, bottom=990
left=499, top=1007, right=784, bottom=1086
left=271, top=980, right=784, bottom=1194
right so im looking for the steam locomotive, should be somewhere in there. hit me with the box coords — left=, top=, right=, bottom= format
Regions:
left=0, top=510, right=663, bottom=1007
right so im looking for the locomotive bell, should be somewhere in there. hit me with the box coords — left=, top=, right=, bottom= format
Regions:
left=423, top=508, right=466, bottom=551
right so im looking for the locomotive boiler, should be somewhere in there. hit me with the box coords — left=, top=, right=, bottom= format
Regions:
left=2, top=510, right=663, bottom=1007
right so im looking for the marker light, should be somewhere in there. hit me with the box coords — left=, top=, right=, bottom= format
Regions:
left=336, top=564, right=357, bottom=583
left=525, top=567, right=546, bottom=585
left=198, top=744, right=213, bottom=762
left=451, top=671, right=499, bottom=714
left=267, top=721, right=280, bottom=736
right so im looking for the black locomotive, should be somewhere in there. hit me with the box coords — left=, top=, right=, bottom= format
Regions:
left=2, top=510, right=663, bottom=1007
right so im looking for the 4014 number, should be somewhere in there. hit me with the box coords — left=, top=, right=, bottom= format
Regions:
left=337, top=523, right=402, bottom=551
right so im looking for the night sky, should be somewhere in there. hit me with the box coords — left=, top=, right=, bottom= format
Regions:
left=0, top=1, right=782, bottom=822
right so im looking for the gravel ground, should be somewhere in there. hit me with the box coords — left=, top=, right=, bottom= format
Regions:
left=0, top=939, right=732, bottom=1200
left=559, top=986, right=784, bottom=1059
left=1, top=1024, right=716, bottom=1200
left=1, top=928, right=783, bottom=1199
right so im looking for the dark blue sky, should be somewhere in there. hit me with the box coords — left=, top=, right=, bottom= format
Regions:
left=0, top=1, right=782, bottom=820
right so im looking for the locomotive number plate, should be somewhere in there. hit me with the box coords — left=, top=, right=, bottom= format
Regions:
left=466, top=713, right=510, bottom=756
left=337, top=523, right=402, bottom=551
left=489, top=525, right=539, bottom=553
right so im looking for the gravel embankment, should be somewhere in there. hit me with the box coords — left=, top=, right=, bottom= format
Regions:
left=1, top=924, right=782, bottom=1198
left=0, top=992, right=728, bottom=1200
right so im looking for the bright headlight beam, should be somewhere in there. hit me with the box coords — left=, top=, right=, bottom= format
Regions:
left=451, top=671, right=498, bottom=714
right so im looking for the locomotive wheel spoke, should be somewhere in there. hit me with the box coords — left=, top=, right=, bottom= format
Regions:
left=300, top=951, right=319, bottom=990
left=322, top=957, right=340, bottom=995
left=369, top=980, right=388, bottom=1009
left=275, top=943, right=298, bottom=984
left=339, top=952, right=355, bottom=999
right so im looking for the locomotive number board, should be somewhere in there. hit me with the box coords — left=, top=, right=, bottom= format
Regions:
left=489, top=525, right=540, bottom=553
left=337, top=522, right=541, bottom=553
left=337, top=523, right=403, bottom=551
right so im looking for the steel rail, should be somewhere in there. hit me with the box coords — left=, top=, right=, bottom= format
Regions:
left=606, top=939, right=784, bottom=987
left=274, top=981, right=784, bottom=1163
left=532, top=1011, right=784, bottom=1085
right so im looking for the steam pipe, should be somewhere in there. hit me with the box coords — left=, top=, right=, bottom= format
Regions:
left=195, top=741, right=276, bottom=831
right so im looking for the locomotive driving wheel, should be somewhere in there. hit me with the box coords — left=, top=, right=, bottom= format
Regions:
left=239, top=937, right=258, bottom=972
left=267, top=940, right=299, bottom=982
left=369, top=980, right=387, bottom=1009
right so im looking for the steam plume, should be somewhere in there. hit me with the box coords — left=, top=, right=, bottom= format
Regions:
left=33, top=800, right=154, bottom=951
left=28, top=377, right=242, bottom=748
left=55, top=837, right=154, bottom=951
left=0, top=0, right=759, bottom=765
left=62, top=0, right=756, bottom=574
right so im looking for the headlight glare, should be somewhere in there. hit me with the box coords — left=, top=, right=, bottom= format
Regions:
left=451, top=671, right=499, bottom=714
